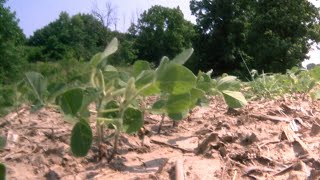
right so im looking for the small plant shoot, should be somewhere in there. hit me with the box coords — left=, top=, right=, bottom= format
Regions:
left=24, top=38, right=248, bottom=161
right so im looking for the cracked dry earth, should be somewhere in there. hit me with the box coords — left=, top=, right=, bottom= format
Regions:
left=1, top=95, right=320, bottom=180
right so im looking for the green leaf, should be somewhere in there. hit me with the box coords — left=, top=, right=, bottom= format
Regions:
left=133, top=60, right=151, bottom=77
left=156, top=63, right=196, bottom=94
left=216, top=76, right=238, bottom=91
left=156, top=56, right=170, bottom=75
left=171, top=48, right=194, bottom=65
left=168, top=110, right=189, bottom=121
left=151, top=99, right=166, bottom=114
left=104, top=65, right=118, bottom=72
left=190, top=88, right=205, bottom=108
left=139, top=82, right=160, bottom=96
left=166, top=93, right=191, bottom=114
left=25, top=71, right=47, bottom=104
left=122, top=107, right=143, bottom=134
left=70, top=119, right=93, bottom=157
left=59, top=88, right=83, bottom=117
left=89, top=53, right=102, bottom=68
left=135, top=70, right=155, bottom=89
left=0, top=136, right=6, bottom=150
left=101, top=38, right=118, bottom=60
left=101, top=100, right=119, bottom=118
left=196, top=72, right=212, bottom=92
left=0, top=163, right=5, bottom=180
left=221, top=90, right=247, bottom=108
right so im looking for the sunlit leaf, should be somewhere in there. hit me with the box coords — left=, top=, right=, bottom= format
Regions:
left=101, top=37, right=118, bottom=60
left=216, top=76, right=238, bottom=91
left=133, top=60, right=151, bottom=77
left=189, top=88, right=205, bottom=108
left=122, top=107, right=143, bottom=134
left=70, top=119, right=93, bottom=157
left=166, top=93, right=191, bottom=114
left=221, top=90, right=247, bottom=108
left=171, top=48, right=194, bottom=65
left=156, top=63, right=196, bottom=94
left=89, top=52, right=102, bottom=68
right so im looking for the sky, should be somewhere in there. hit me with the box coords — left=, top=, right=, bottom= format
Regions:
left=5, top=0, right=196, bottom=37
left=4, top=0, right=320, bottom=66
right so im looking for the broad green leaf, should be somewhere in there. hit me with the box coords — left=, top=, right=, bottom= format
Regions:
left=156, top=63, right=196, bottom=94
left=70, top=119, right=93, bottom=157
left=122, top=107, right=143, bottom=134
left=139, top=82, right=160, bottom=96
left=166, top=93, right=191, bottom=114
left=171, top=48, right=194, bottom=65
left=0, top=163, right=5, bottom=180
left=101, top=38, right=118, bottom=60
left=216, top=76, right=238, bottom=91
left=190, top=88, right=205, bottom=108
left=151, top=99, right=166, bottom=114
left=196, top=72, right=212, bottom=92
left=168, top=110, right=189, bottom=121
left=79, top=87, right=100, bottom=118
left=0, top=136, right=6, bottom=150
left=59, top=88, right=83, bottom=117
left=135, top=70, right=155, bottom=88
left=156, top=56, right=170, bottom=75
left=101, top=100, right=119, bottom=118
left=133, top=60, right=151, bottom=77
left=104, top=65, right=118, bottom=72
left=89, top=52, right=102, bottom=68
left=221, top=90, right=247, bottom=108
left=25, top=72, right=47, bottom=104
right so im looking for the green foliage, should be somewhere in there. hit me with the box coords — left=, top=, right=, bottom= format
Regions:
left=122, top=107, right=143, bottom=134
left=24, top=72, right=48, bottom=105
left=0, top=0, right=26, bottom=84
left=59, top=88, right=84, bottom=118
left=28, top=12, right=110, bottom=62
left=0, top=163, right=5, bottom=180
left=70, top=119, right=93, bottom=157
left=190, top=0, right=320, bottom=75
left=131, top=5, right=196, bottom=64
left=24, top=38, right=247, bottom=160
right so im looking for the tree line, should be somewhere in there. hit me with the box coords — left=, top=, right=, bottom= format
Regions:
left=1, top=0, right=320, bottom=84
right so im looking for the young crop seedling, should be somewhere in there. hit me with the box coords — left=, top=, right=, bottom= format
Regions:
left=25, top=37, right=248, bottom=162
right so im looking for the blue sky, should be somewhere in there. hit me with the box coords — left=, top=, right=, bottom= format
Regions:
left=5, top=0, right=320, bottom=66
left=5, top=0, right=195, bottom=37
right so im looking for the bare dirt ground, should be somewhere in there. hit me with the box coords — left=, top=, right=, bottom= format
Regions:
left=1, top=95, right=320, bottom=180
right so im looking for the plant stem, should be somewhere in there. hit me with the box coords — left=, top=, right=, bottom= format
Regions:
left=158, top=113, right=165, bottom=134
left=108, top=131, right=119, bottom=162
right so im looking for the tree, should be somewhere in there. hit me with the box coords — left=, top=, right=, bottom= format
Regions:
left=190, top=0, right=256, bottom=76
left=190, top=0, right=320, bottom=76
left=131, top=5, right=196, bottom=64
left=247, top=0, right=320, bottom=73
left=28, top=12, right=111, bottom=61
left=0, top=0, right=26, bottom=84
left=91, top=0, right=118, bottom=30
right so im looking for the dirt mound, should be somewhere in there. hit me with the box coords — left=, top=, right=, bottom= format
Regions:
left=1, top=95, right=320, bottom=179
